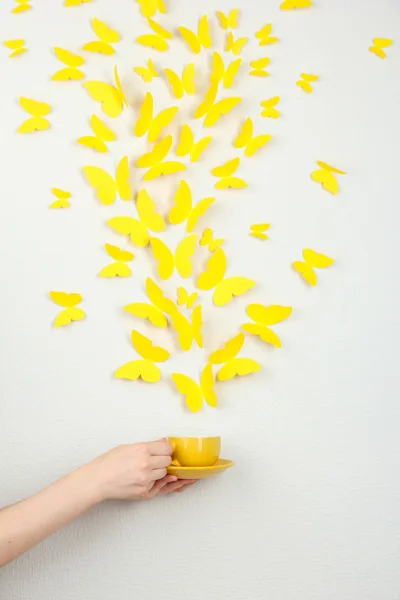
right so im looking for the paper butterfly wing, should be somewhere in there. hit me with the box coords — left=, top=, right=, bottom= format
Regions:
left=115, top=360, right=161, bottom=383
left=176, top=124, right=194, bottom=156
left=54, top=307, right=85, bottom=328
left=213, top=277, right=256, bottom=306
left=99, top=263, right=131, bottom=278
left=131, top=330, right=169, bottom=362
left=135, top=93, right=153, bottom=137
left=172, top=374, right=203, bottom=412
left=303, top=249, right=334, bottom=268
left=50, top=291, right=82, bottom=307
left=165, top=68, right=184, bottom=99
left=200, top=364, right=217, bottom=407
left=83, top=166, right=117, bottom=205
left=107, top=216, right=149, bottom=247
left=136, top=34, right=169, bottom=51
left=246, top=304, right=292, bottom=326
left=137, top=189, right=165, bottom=232
left=209, top=332, right=245, bottom=364
left=196, top=248, right=227, bottom=290
left=150, top=238, right=174, bottom=280
left=84, top=82, right=122, bottom=118
left=168, top=180, right=192, bottom=224
left=115, top=156, right=132, bottom=201
left=292, top=261, right=317, bottom=286
left=234, top=118, right=253, bottom=148
left=186, top=197, right=215, bottom=233
left=124, top=303, right=168, bottom=328
left=217, top=358, right=261, bottom=381
left=178, top=27, right=201, bottom=54
left=311, top=168, right=339, bottom=194
left=175, top=234, right=197, bottom=278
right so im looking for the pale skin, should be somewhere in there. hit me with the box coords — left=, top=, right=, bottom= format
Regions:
left=0, top=439, right=195, bottom=568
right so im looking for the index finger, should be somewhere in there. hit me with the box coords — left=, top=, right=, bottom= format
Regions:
left=147, top=438, right=173, bottom=456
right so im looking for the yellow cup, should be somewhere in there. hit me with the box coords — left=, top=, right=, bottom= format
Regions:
left=168, top=436, right=221, bottom=468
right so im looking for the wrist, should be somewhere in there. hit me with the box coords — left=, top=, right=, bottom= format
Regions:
left=66, top=463, right=106, bottom=508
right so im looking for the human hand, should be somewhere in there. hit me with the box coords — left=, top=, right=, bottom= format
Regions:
left=86, top=439, right=196, bottom=502
left=139, top=475, right=197, bottom=500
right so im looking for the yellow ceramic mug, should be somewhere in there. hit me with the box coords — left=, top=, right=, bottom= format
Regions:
left=168, top=436, right=221, bottom=468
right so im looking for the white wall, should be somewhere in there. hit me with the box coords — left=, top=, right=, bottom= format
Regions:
left=1, top=0, right=400, bottom=598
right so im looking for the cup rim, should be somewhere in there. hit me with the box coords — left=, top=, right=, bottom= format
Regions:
left=168, top=436, right=221, bottom=441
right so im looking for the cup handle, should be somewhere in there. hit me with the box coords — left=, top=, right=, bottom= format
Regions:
left=169, top=440, right=181, bottom=466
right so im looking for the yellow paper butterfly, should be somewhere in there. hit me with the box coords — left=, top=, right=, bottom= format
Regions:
left=12, top=0, right=32, bottom=13
left=83, top=156, right=131, bottom=205
left=261, top=96, right=280, bottom=118
left=84, top=66, right=127, bottom=118
left=65, top=0, right=93, bottom=5
left=143, top=162, right=186, bottom=181
left=172, top=364, right=217, bottom=412
left=134, top=59, right=158, bottom=82
left=136, top=135, right=172, bottom=168
left=115, top=353, right=166, bottom=384
left=242, top=304, right=292, bottom=348
left=150, top=235, right=197, bottom=280
left=136, top=18, right=172, bottom=52
left=18, top=98, right=51, bottom=134
left=134, top=92, right=179, bottom=142
left=107, top=189, right=165, bottom=247
left=136, top=138, right=185, bottom=182
left=249, top=58, right=270, bottom=77
left=208, top=332, right=261, bottom=381
left=210, top=52, right=242, bottom=89
left=168, top=180, right=215, bottom=233
left=50, top=188, right=71, bottom=209
left=369, top=38, right=392, bottom=59
left=293, top=249, right=334, bottom=286
left=217, top=358, right=261, bottom=381
left=50, top=291, right=85, bottom=328
left=164, top=63, right=195, bottom=99
left=176, top=125, right=212, bottom=162
left=216, top=9, right=238, bottom=30
left=52, top=47, right=85, bottom=81
left=99, top=243, right=134, bottom=278
left=250, top=223, right=270, bottom=240
left=114, top=330, right=169, bottom=384
left=194, top=82, right=218, bottom=118
left=83, top=18, right=120, bottom=55
left=136, top=0, right=165, bottom=18
left=255, top=24, right=279, bottom=46
left=194, top=83, right=242, bottom=128
left=209, top=332, right=245, bottom=364
left=196, top=247, right=255, bottom=306
left=234, top=118, right=272, bottom=157
left=225, top=31, right=248, bottom=56
left=131, top=331, right=169, bottom=362
left=311, top=161, right=346, bottom=195
left=177, top=287, right=198, bottom=309
left=211, top=157, right=247, bottom=189
left=200, top=228, right=224, bottom=252
left=77, top=114, right=116, bottom=153
left=4, top=39, right=27, bottom=58
left=178, top=15, right=212, bottom=54
left=296, top=73, right=319, bottom=94
left=171, top=305, right=203, bottom=352
left=281, top=0, right=312, bottom=8
left=124, top=277, right=176, bottom=328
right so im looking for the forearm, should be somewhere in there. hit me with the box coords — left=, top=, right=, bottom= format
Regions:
left=0, top=464, right=101, bottom=567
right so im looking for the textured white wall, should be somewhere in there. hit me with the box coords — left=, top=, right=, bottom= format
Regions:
left=1, top=0, right=400, bottom=598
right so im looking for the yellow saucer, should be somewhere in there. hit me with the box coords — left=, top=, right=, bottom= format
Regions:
left=167, top=459, right=234, bottom=480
